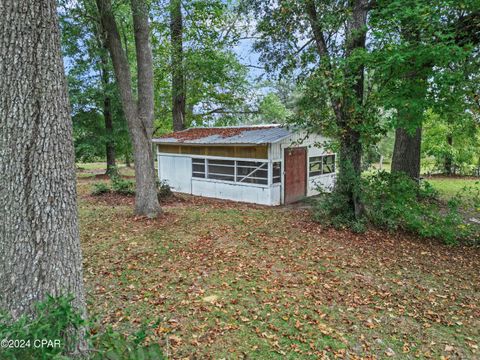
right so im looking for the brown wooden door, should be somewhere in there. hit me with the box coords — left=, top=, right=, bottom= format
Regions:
left=284, top=147, right=307, bottom=204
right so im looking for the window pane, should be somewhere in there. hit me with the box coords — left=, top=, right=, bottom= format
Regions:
left=309, top=159, right=322, bottom=177
left=192, top=158, right=205, bottom=178
left=208, top=165, right=234, bottom=176
left=237, top=161, right=267, bottom=167
left=207, top=159, right=235, bottom=182
left=193, top=164, right=205, bottom=172
left=237, top=167, right=267, bottom=177
left=208, top=173, right=235, bottom=181
left=240, top=177, right=268, bottom=185
left=209, top=159, right=234, bottom=166
left=273, top=162, right=281, bottom=184
left=322, top=155, right=335, bottom=174
left=236, top=161, right=268, bottom=183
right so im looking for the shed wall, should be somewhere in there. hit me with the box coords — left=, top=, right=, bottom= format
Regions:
left=158, top=153, right=280, bottom=205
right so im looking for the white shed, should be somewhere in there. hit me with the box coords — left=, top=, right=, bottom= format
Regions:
left=153, top=125, right=336, bottom=205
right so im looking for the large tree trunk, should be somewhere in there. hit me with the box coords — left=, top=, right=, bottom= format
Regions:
left=0, top=0, right=86, bottom=351
left=96, top=0, right=161, bottom=217
left=170, top=0, right=186, bottom=131
left=391, top=127, right=422, bottom=180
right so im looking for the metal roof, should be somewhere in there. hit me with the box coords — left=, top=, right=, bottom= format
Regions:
left=152, top=125, right=294, bottom=145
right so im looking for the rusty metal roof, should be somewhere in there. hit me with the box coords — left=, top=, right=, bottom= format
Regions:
left=152, top=125, right=294, bottom=145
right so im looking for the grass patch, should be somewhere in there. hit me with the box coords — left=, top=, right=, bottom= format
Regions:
left=427, top=177, right=480, bottom=199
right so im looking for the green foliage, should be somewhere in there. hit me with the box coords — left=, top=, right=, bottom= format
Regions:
left=422, top=110, right=480, bottom=175
left=150, top=0, right=251, bottom=132
left=91, top=182, right=111, bottom=196
left=111, top=177, right=135, bottom=196
left=257, top=93, right=292, bottom=123
left=156, top=180, right=173, bottom=202
left=0, top=296, right=165, bottom=359
left=59, top=0, right=132, bottom=164
left=90, top=328, right=165, bottom=360
left=362, top=172, right=476, bottom=244
left=314, top=171, right=479, bottom=244
left=0, top=295, right=84, bottom=359
left=312, top=161, right=364, bottom=231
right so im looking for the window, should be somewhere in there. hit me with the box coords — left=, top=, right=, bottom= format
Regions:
left=322, top=155, right=335, bottom=174
left=192, top=158, right=206, bottom=178
left=309, top=154, right=335, bottom=177
left=273, top=162, right=281, bottom=184
left=309, top=156, right=323, bottom=176
left=208, top=159, right=235, bottom=181
left=191, top=158, right=271, bottom=186
left=236, top=161, right=268, bottom=185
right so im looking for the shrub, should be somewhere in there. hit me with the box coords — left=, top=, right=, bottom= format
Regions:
left=111, top=177, right=135, bottom=196
left=0, top=295, right=84, bottom=359
left=91, top=182, right=110, bottom=196
left=312, top=161, right=363, bottom=231
left=157, top=180, right=172, bottom=201
left=0, top=296, right=166, bottom=359
left=313, top=171, right=478, bottom=244
left=363, top=172, right=480, bottom=244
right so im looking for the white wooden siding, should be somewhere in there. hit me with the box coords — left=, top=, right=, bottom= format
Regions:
left=158, top=155, right=192, bottom=193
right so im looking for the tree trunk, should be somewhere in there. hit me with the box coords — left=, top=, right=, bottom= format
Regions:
left=170, top=0, right=186, bottom=131
left=96, top=0, right=161, bottom=217
left=444, top=134, right=453, bottom=175
left=99, top=44, right=117, bottom=177
left=338, top=130, right=364, bottom=218
left=104, top=95, right=117, bottom=175
left=125, top=150, right=132, bottom=167
left=305, top=0, right=368, bottom=220
left=336, top=0, right=368, bottom=219
left=391, top=127, right=422, bottom=180
left=0, top=0, right=86, bottom=352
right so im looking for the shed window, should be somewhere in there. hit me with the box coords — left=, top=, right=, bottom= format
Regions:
left=309, top=157, right=323, bottom=176
left=207, top=159, right=235, bottom=181
left=273, top=162, right=281, bottom=184
left=322, top=155, right=335, bottom=174
left=192, top=158, right=206, bottom=178
left=236, top=161, right=268, bottom=185
left=309, top=154, right=335, bottom=177
left=191, top=158, right=270, bottom=185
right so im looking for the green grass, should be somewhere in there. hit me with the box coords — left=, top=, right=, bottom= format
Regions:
left=426, top=178, right=480, bottom=199
left=367, top=162, right=480, bottom=200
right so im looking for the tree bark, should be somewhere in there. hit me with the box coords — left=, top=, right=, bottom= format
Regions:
left=444, top=134, right=453, bottom=175
left=0, top=0, right=87, bottom=351
left=391, top=127, right=422, bottom=180
left=96, top=0, right=161, bottom=217
left=99, top=43, right=117, bottom=177
left=170, top=0, right=186, bottom=131
left=125, top=150, right=132, bottom=167
left=338, top=130, right=364, bottom=218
